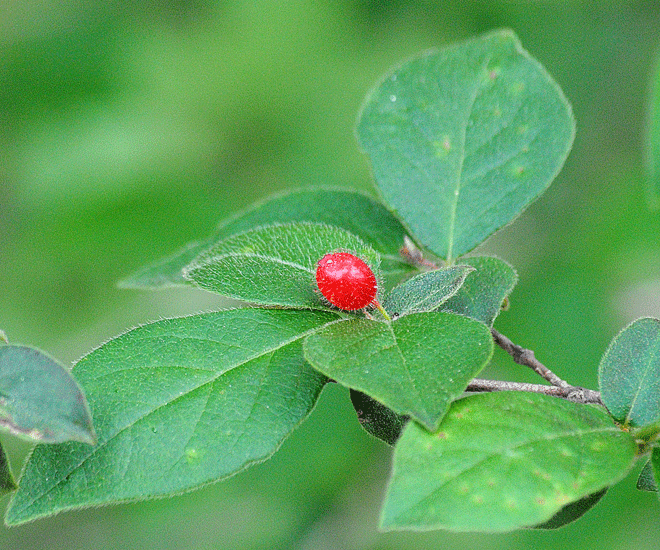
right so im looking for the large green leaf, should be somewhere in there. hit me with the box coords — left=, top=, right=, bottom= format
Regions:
left=381, top=392, right=637, bottom=532
left=183, top=222, right=381, bottom=309
left=382, top=265, right=474, bottom=317
left=304, top=312, right=493, bottom=431
left=5, top=309, right=337, bottom=525
left=598, top=317, right=660, bottom=428
left=357, top=29, right=575, bottom=261
left=0, top=345, right=95, bottom=445
left=119, top=188, right=413, bottom=289
left=440, top=256, right=517, bottom=326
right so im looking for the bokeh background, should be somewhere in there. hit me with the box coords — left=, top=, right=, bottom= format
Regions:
left=2, top=1, right=660, bottom=549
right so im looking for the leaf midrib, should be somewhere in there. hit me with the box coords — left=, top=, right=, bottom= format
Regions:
left=445, top=56, right=492, bottom=263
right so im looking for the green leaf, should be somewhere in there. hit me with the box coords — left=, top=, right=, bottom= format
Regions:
left=381, top=392, right=637, bottom=533
left=183, top=222, right=381, bottom=309
left=350, top=389, right=408, bottom=446
left=0, top=345, right=95, bottom=445
left=304, top=312, right=493, bottom=431
left=119, top=188, right=413, bottom=289
left=645, top=53, right=660, bottom=210
left=5, top=309, right=337, bottom=525
left=118, top=241, right=208, bottom=289
left=440, top=256, right=517, bottom=326
left=598, top=317, right=660, bottom=428
left=357, top=29, right=575, bottom=262
left=532, top=488, right=607, bottom=530
left=637, top=458, right=658, bottom=492
left=0, top=442, right=17, bottom=495
left=383, top=265, right=474, bottom=317
left=653, top=447, right=660, bottom=500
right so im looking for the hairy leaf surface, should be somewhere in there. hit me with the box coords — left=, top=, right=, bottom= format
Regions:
left=304, top=312, right=493, bottom=431
left=599, top=317, right=660, bottom=428
left=6, top=309, right=337, bottom=525
left=184, top=223, right=381, bottom=309
left=120, top=188, right=412, bottom=288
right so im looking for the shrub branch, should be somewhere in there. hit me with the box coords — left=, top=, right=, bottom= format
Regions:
left=466, top=378, right=604, bottom=405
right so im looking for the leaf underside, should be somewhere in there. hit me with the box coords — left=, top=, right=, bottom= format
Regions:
left=0, top=345, right=95, bottom=445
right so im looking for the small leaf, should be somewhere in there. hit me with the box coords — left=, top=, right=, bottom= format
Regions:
left=5, top=309, right=337, bottom=525
left=440, top=256, right=517, bottom=326
left=183, top=222, right=380, bottom=309
left=381, top=392, right=637, bottom=533
left=0, top=442, right=17, bottom=495
left=383, top=265, right=474, bottom=317
left=357, top=29, right=575, bottom=261
left=598, top=317, right=660, bottom=428
left=532, top=488, right=607, bottom=530
left=0, top=345, right=95, bottom=445
left=350, top=389, right=408, bottom=446
left=120, top=188, right=413, bottom=289
left=304, top=312, right=493, bottom=431
left=637, top=458, right=658, bottom=492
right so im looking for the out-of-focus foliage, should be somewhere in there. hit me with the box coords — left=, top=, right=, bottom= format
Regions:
left=2, top=1, right=660, bottom=548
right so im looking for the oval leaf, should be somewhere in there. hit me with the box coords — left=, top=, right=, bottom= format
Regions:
left=5, top=309, right=337, bottom=525
left=440, top=256, right=517, bottom=326
left=304, top=312, right=493, bottom=431
left=357, top=29, right=575, bottom=261
left=120, top=188, right=413, bottom=289
left=381, top=392, right=637, bottom=532
left=0, top=345, right=95, bottom=445
left=598, top=317, right=660, bottom=428
left=383, top=265, right=474, bottom=317
left=183, top=222, right=381, bottom=309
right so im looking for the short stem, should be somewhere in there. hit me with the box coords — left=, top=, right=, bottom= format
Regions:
left=373, top=299, right=391, bottom=321
left=467, top=378, right=603, bottom=405
left=491, top=328, right=570, bottom=388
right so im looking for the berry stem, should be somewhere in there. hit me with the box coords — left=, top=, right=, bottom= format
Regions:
left=373, top=300, right=391, bottom=321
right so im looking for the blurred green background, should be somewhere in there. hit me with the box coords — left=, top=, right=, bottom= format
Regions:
left=2, top=1, right=660, bottom=548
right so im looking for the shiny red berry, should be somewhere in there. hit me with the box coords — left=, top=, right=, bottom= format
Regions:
left=315, top=252, right=378, bottom=311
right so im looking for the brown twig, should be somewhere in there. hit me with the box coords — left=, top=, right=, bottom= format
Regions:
left=491, top=328, right=570, bottom=388
left=467, top=378, right=604, bottom=406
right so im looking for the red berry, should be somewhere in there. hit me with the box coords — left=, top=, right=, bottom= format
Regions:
left=315, top=252, right=378, bottom=311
